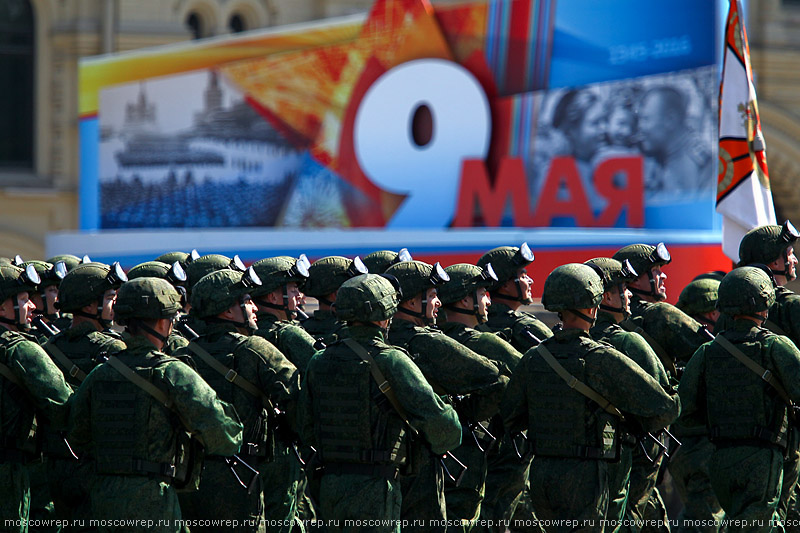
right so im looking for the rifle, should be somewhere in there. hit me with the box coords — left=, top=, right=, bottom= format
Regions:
left=522, top=327, right=543, bottom=347
left=511, top=430, right=533, bottom=463
left=449, top=394, right=498, bottom=456
left=32, top=315, right=59, bottom=338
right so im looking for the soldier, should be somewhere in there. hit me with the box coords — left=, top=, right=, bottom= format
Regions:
left=677, top=278, right=720, bottom=331
left=732, top=221, right=800, bottom=528
left=612, top=243, right=714, bottom=532
left=585, top=257, right=674, bottom=531
left=128, top=260, right=190, bottom=355
left=383, top=260, right=508, bottom=531
left=22, top=260, right=66, bottom=334
left=0, top=264, right=72, bottom=533
left=67, top=277, right=243, bottom=532
left=474, top=243, right=552, bottom=529
left=38, top=263, right=128, bottom=527
left=249, top=256, right=318, bottom=532
left=437, top=263, right=523, bottom=531
left=502, top=264, right=680, bottom=531
left=476, top=243, right=552, bottom=353
left=679, top=266, right=800, bottom=530
left=175, top=267, right=301, bottom=532
left=297, top=273, right=462, bottom=532
left=362, top=248, right=413, bottom=274
left=301, top=255, right=368, bottom=346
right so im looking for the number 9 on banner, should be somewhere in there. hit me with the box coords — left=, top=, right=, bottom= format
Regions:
left=354, top=59, right=491, bottom=228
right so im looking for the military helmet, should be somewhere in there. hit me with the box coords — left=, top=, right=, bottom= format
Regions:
left=46, top=254, right=91, bottom=273
left=541, top=263, right=604, bottom=312
left=128, top=261, right=187, bottom=287
left=738, top=221, right=799, bottom=266
left=0, top=264, right=40, bottom=302
left=303, top=256, right=368, bottom=298
left=186, top=254, right=244, bottom=289
left=56, top=262, right=128, bottom=312
left=362, top=248, right=413, bottom=274
left=22, top=260, right=67, bottom=289
left=584, top=257, right=638, bottom=292
left=155, top=249, right=200, bottom=268
left=693, top=270, right=726, bottom=282
left=612, top=243, right=671, bottom=278
left=438, top=263, right=497, bottom=305
left=250, top=256, right=309, bottom=297
left=335, top=274, right=399, bottom=322
left=113, top=277, right=183, bottom=323
left=676, top=278, right=720, bottom=316
left=717, top=266, right=775, bottom=316
left=190, top=267, right=262, bottom=318
left=383, top=260, right=449, bottom=302
left=477, top=242, right=534, bottom=291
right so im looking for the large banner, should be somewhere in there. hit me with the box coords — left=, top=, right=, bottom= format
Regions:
left=81, top=0, right=718, bottom=232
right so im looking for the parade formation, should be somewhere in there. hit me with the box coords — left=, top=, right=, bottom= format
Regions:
left=3, top=223, right=800, bottom=533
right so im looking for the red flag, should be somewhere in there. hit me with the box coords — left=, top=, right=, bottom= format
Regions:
left=716, top=0, right=775, bottom=262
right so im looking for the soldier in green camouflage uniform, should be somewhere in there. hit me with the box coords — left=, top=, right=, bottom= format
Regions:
left=128, top=260, right=190, bottom=355
left=679, top=266, right=800, bottom=531
left=175, top=267, right=301, bottom=532
left=298, top=273, right=462, bottom=532
left=474, top=244, right=552, bottom=531
left=0, top=264, right=72, bottom=533
left=585, top=257, right=675, bottom=532
left=38, top=263, right=129, bottom=528
left=677, top=278, right=721, bottom=332
left=68, top=277, right=243, bottom=533
left=437, top=263, right=521, bottom=531
left=731, top=221, right=800, bottom=528
left=45, top=254, right=91, bottom=331
left=362, top=248, right=413, bottom=274
left=503, top=264, right=680, bottom=532
left=613, top=243, right=715, bottom=532
left=22, top=260, right=66, bottom=339
left=249, top=256, right=318, bottom=531
left=383, top=260, right=508, bottom=531
left=301, top=256, right=368, bottom=346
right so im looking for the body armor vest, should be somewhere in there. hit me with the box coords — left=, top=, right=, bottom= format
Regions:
left=190, top=332, right=271, bottom=459
left=528, top=339, right=620, bottom=460
left=706, top=329, right=790, bottom=449
left=91, top=354, right=188, bottom=480
left=313, top=341, right=407, bottom=468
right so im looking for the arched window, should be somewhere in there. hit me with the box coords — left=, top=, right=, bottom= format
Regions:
left=186, top=11, right=204, bottom=40
left=0, top=0, right=34, bottom=170
left=229, top=13, right=246, bottom=34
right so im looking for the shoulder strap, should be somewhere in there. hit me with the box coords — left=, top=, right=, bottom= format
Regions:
left=536, top=343, right=623, bottom=418
left=620, top=319, right=676, bottom=376
left=0, top=361, right=24, bottom=388
left=106, top=355, right=172, bottom=408
left=186, top=340, right=274, bottom=410
left=713, top=334, right=792, bottom=406
left=43, top=341, right=87, bottom=382
left=343, top=337, right=418, bottom=435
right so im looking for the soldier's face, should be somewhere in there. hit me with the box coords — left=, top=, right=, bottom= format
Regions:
left=612, top=284, right=632, bottom=315
left=475, top=287, right=491, bottom=321
left=237, top=296, right=258, bottom=330
left=44, top=286, right=59, bottom=316
left=786, top=246, right=798, bottom=281
left=516, top=268, right=533, bottom=301
left=285, top=282, right=301, bottom=311
left=17, top=292, right=35, bottom=325
left=426, top=288, right=441, bottom=321
left=650, top=266, right=667, bottom=299
left=101, top=289, right=117, bottom=322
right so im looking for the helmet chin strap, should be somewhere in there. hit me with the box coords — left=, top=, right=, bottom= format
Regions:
left=444, top=291, right=486, bottom=324
left=138, top=322, right=168, bottom=345
left=569, top=309, right=596, bottom=327
left=599, top=285, right=629, bottom=317
left=775, top=249, right=797, bottom=282
left=0, top=296, right=23, bottom=329
left=628, top=270, right=665, bottom=301
left=493, top=277, right=533, bottom=305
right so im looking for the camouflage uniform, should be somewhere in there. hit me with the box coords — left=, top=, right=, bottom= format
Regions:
left=301, top=308, right=346, bottom=346
left=385, top=260, right=508, bottom=532
left=679, top=267, right=800, bottom=531
left=67, top=277, right=243, bottom=533
left=297, top=274, right=462, bottom=532
left=503, top=264, right=680, bottom=533
left=0, top=265, right=72, bottom=533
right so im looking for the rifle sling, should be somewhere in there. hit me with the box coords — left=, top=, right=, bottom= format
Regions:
left=536, top=344, right=623, bottom=419
left=620, top=319, right=677, bottom=376
left=186, top=342, right=273, bottom=411
left=44, top=342, right=87, bottom=382
left=764, top=319, right=787, bottom=336
left=714, top=334, right=793, bottom=406
left=343, top=338, right=418, bottom=435
left=0, top=361, right=24, bottom=389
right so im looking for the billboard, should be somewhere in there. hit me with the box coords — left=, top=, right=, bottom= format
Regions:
left=68, top=0, right=730, bottom=299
